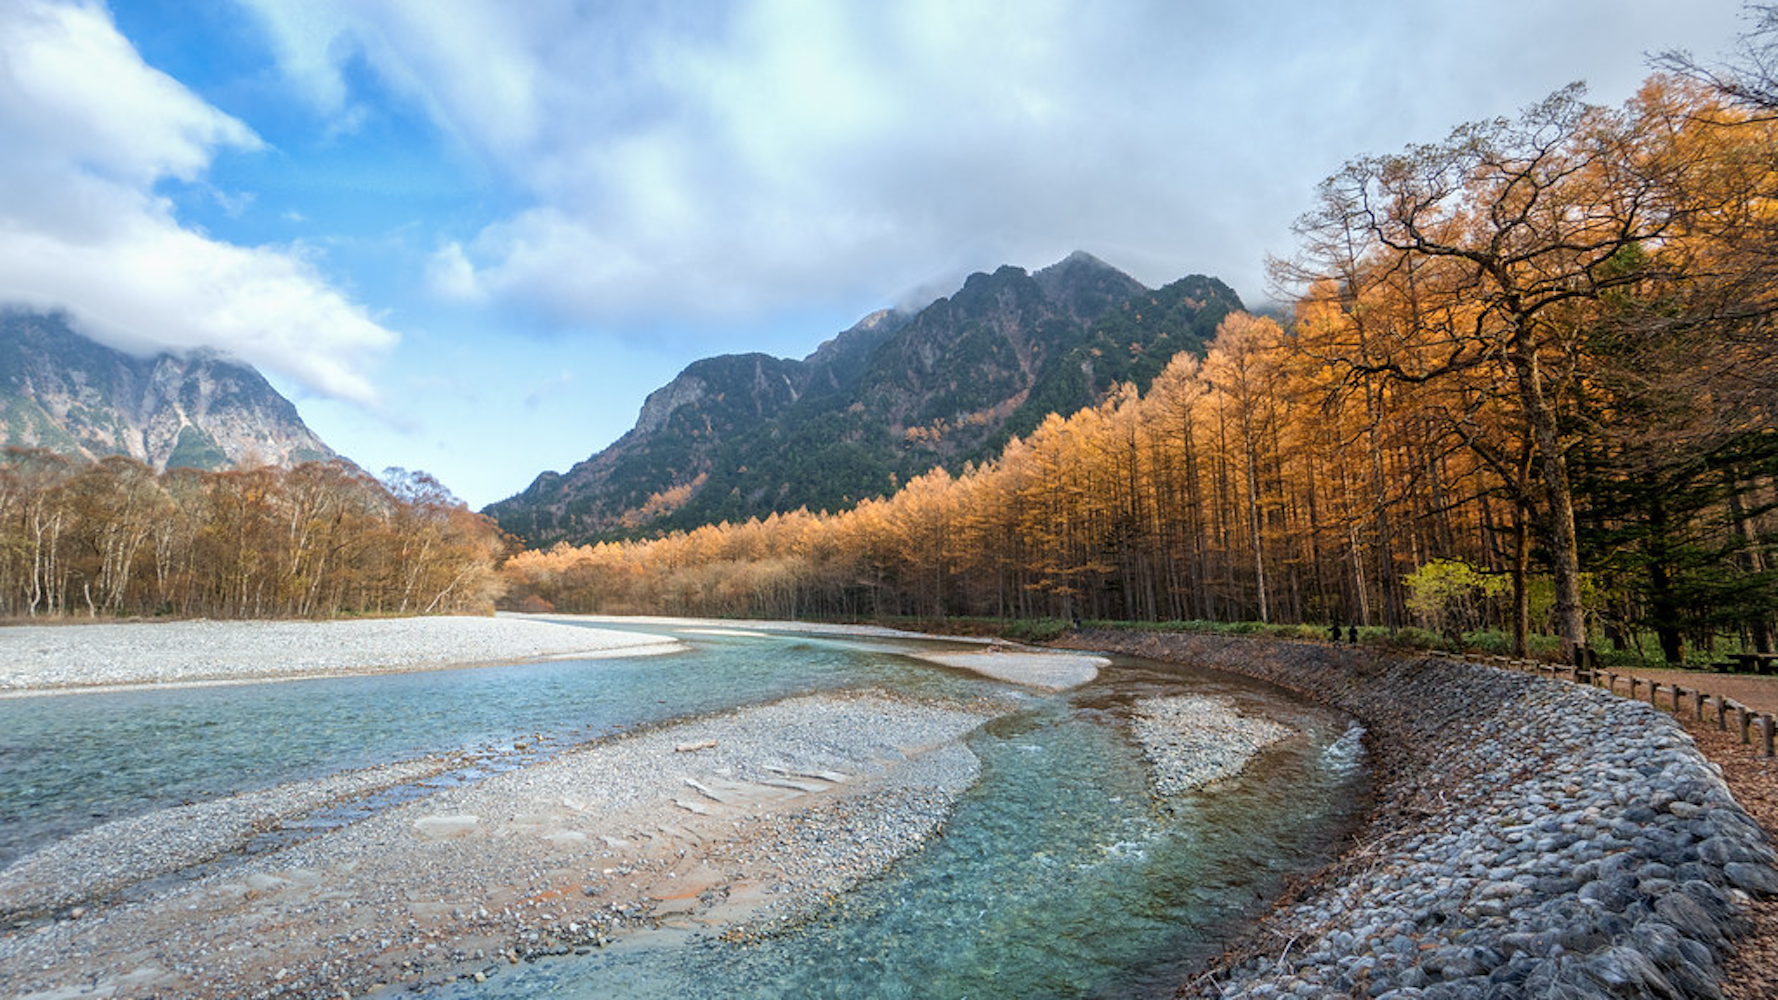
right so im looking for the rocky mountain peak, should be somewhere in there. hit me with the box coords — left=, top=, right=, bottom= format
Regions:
left=486, top=253, right=1245, bottom=548
left=0, top=308, right=340, bottom=472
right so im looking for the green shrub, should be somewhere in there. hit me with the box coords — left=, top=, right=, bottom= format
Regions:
left=1000, top=618, right=1074, bottom=643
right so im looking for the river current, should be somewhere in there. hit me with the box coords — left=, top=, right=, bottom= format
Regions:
left=0, top=620, right=1366, bottom=998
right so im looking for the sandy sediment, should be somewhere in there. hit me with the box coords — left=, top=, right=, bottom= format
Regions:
left=0, top=615, right=681, bottom=695
left=0, top=691, right=996, bottom=1000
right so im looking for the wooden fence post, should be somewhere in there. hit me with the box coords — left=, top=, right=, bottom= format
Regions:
left=1671, top=685, right=1684, bottom=712
left=1765, top=716, right=1776, bottom=759
left=1719, top=695, right=1730, bottom=730
left=1739, top=706, right=1753, bottom=745
left=1695, top=690, right=1707, bottom=722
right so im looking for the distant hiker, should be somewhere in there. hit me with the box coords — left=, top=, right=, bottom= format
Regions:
left=1347, top=625, right=1358, bottom=644
left=1328, top=623, right=1341, bottom=642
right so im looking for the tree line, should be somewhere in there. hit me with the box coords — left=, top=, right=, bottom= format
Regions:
left=0, top=450, right=505, bottom=619
left=504, top=69, right=1777, bottom=665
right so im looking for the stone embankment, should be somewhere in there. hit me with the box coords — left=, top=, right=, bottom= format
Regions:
left=1060, top=631, right=1778, bottom=1000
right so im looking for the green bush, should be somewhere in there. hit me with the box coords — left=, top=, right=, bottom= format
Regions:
left=1382, top=626, right=1456, bottom=651
left=1270, top=623, right=1332, bottom=641
left=999, top=618, right=1074, bottom=643
left=1457, top=629, right=1569, bottom=661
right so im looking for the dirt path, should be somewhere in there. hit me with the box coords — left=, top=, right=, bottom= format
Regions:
left=1611, top=665, right=1778, bottom=717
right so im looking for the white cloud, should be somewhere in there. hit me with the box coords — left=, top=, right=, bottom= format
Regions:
left=425, top=241, right=484, bottom=303
left=0, top=218, right=395, bottom=402
left=1, top=0, right=259, bottom=185
left=0, top=0, right=398, bottom=403
left=241, top=0, right=551, bottom=157
left=247, top=0, right=1750, bottom=326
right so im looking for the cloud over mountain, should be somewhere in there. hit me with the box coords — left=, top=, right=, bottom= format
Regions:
left=0, top=0, right=398, bottom=403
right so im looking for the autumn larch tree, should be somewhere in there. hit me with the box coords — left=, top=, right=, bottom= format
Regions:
left=1282, top=85, right=1701, bottom=658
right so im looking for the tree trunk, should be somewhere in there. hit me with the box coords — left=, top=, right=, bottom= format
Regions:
left=1512, top=346, right=1588, bottom=655
left=1512, top=504, right=1532, bottom=659
left=1728, top=483, right=1775, bottom=654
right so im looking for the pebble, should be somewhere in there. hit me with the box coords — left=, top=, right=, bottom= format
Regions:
left=1130, top=694, right=1293, bottom=797
left=1073, top=631, right=1778, bottom=1000
left=0, top=614, right=682, bottom=694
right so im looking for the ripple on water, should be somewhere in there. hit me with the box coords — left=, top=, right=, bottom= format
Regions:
left=415, top=672, right=1365, bottom=1000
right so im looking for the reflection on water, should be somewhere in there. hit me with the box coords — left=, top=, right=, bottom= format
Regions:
left=0, top=623, right=1366, bottom=997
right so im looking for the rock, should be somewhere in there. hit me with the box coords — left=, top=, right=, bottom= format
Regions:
left=1696, top=835, right=1760, bottom=867
left=1722, top=860, right=1778, bottom=896
left=1578, top=946, right=1681, bottom=1000
left=1072, top=634, right=1763, bottom=1000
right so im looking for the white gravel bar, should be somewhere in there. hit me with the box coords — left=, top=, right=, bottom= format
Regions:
left=1130, top=694, right=1293, bottom=797
left=0, top=615, right=681, bottom=695
left=912, top=647, right=1108, bottom=690
left=536, top=612, right=1110, bottom=689
left=0, top=691, right=994, bottom=1000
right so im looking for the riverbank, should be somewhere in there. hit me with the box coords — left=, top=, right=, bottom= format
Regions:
left=1059, top=630, right=1778, bottom=999
left=542, top=614, right=1113, bottom=691
left=0, top=617, right=1183, bottom=1000
left=0, top=691, right=998, bottom=999
left=0, top=616, right=682, bottom=695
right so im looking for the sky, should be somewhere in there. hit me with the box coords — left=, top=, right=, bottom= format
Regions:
left=0, top=0, right=1754, bottom=509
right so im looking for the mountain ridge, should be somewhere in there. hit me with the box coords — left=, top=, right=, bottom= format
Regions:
left=0, top=309, right=341, bottom=473
left=487, top=253, right=1242, bottom=547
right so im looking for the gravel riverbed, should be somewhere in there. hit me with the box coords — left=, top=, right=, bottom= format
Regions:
left=0, top=615, right=681, bottom=694
left=1067, top=631, right=1778, bottom=1000
left=0, top=690, right=999, bottom=1000
left=0, top=616, right=1302, bottom=1000
left=1131, top=694, right=1294, bottom=798
left=910, top=647, right=1107, bottom=690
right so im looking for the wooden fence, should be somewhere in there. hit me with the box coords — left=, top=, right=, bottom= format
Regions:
left=1471, top=653, right=1777, bottom=757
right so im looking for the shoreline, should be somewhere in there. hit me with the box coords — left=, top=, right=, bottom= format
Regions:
left=0, top=615, right=684, bottom=696
left=0, top=613, right=1107, bottom=698
left=1061, top=630, right=1778, bottom=999
left=0, top=690, right=1001, bottom=999
left=0, top=615, right=1293, bottom=1000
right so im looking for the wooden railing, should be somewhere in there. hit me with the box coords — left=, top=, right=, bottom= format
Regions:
left=1471, top=653, right=1777, bottom=757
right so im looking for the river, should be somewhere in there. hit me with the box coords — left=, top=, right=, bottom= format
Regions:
left=0, top=619, right=1366, bottom=997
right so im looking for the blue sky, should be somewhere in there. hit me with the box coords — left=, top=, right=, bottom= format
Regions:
left=0, top=0, right=1751, bottom=508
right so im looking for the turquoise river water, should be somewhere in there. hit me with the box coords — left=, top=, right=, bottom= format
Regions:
left=0, top=620, right=1367, bottom=998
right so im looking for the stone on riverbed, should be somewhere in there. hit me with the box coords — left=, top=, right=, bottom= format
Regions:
left=413, top=814, right=481, bottom=839
left=1069, top=631, right=1778, bottom=1000
left=913, top=647, right=1107, bottom=690
left=1129, top=694, right=1293, bottom=797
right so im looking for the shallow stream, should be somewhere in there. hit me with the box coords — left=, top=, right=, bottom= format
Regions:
left=0, top=620, right=1366, bottom=997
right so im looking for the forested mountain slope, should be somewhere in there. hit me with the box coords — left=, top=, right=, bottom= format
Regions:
left=487, top=252, right=1242, bottom=546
